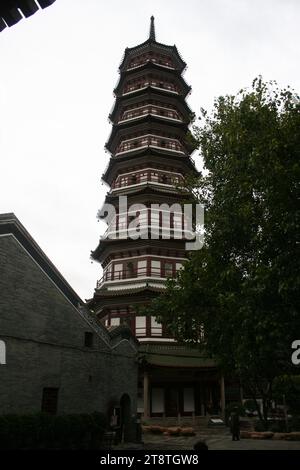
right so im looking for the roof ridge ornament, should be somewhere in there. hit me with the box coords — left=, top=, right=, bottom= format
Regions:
left=149, top=15, right=156, bottom=41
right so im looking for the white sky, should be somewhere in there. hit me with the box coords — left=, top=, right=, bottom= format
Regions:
left=0, top=0, right=299, bottom=301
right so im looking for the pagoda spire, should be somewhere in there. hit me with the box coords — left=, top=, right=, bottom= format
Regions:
left=149, top=15, right=156, bottom=41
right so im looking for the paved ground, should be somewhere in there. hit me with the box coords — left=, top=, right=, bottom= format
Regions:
left=143, top=431, right=300, bottom=450
left=114, top=426, right=300, bottom=451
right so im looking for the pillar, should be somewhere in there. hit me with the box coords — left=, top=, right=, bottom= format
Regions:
left=143, top=371, right=149, bottom=419
left=220, top=375, right=225, bottom=418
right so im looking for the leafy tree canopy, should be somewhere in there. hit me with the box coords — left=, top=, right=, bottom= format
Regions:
left=147, top=78, right=300, bottom=424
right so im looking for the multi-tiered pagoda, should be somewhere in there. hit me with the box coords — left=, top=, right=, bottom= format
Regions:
left=89, top=18, right=225, bottom=420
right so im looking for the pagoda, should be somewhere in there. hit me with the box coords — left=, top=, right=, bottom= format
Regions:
left=89, top=18, right=224, bottom=419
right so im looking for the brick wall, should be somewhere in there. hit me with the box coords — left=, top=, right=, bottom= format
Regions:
left=0, top=234, right=137, bottom=416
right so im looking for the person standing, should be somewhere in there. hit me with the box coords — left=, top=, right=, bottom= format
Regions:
left=230, top=410, right=240, bottom=441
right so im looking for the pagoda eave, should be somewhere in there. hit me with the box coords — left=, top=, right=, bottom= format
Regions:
left=91, top=237, right=188, bottom=264
left=89, top=286, right=165, bottom=312
left=105, top=118, right=191, bottom=154
left=102, top=150, right=197, bottom=185
left=119, top=39, right=186, bottom=73
left=104, top=186, right=188, bottom=205
left=109, top=89, right=193, bottom=122
left=113, top=62, right=191, bottom=96
left=102, top=162, right=197, bottom=186
left=106, top=115, right=187, bottom=151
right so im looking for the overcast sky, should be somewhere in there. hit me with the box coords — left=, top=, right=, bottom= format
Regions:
left=0, top=0, right=299, bottom=301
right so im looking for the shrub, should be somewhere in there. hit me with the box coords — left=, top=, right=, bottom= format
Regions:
left=255, top=419, right=288, bottom=433
left=290, top=417, right=300, bottom=432
left=243, top=399, right=257, bottom=414
left=254, top=420, right=267, bottom=432
left=0, top=412, right=107, bottom=450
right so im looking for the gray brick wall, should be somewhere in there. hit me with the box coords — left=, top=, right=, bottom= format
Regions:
left=0, top=234, right=137, bottom=416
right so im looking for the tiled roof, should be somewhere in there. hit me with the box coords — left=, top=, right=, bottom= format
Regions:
left=0, top=0, right=56, bottom=32
left=139, top=343, right=217, bottom=368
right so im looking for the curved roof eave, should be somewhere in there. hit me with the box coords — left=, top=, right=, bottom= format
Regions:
left=119, top=39, right=186, bottom=71
left=109, top=89, right=193, bottom=122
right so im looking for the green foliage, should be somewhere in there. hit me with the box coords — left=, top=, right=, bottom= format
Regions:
left=290, top=417, right=300, bottom=431
left=273, top=375, right=300, bottom=414
left=243, top=399, right=257, bottom=413
left=0, top=412, right=107, bottom=450
left=244, top=400, right=257, bottom=413
left=254, top=420, right=269, bottom=432
left=147, top=78, right=300, bottom=427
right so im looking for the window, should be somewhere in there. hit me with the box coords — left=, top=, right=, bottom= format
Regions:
left=136, top=316, right=146, bottom=337
left=41, top=388, right=59, bottom=415
left=164, top=262, right=173, bottom=277
left=118, top=215, right=126, bottom=230
left=0, top=340, right=6, bottom=365
left=111, top=317, right=120, bottom=326
left=113, top=263, right=123, bottom=280
left=173, top=213, right=183, bottom=229
left=151, top=210, right=159, bottom=227
left=151, top=260, right=161, bottom=276
left=84, top=332, right=93, bottom=347
left=137, top=260, right=147, bottom=277
left=151, top=317, right=162, bottom=336
left=183, top=388, right=195, bottom=412
left=120, top=316, right=132, bottom=328
left=152, top=388, right=164, bottom=413
left=139, top=210, right=148, bottom=227
left=105, top=264, right=112, bottom=281
left=126, top=262, right=135, bottom=278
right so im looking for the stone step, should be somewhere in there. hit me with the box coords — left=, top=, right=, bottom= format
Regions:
left=143, top=416, right=211, bottom=427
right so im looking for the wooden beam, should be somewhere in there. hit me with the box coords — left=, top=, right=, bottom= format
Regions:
left=18, top=0, right=39, bottom=18
left=1, top=7, right=23, bottom=27
left=0, top=18, right=7, bottom=31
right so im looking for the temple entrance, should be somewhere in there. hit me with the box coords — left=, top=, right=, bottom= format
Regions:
left=165, top=387, right=179, bottom=417
left=120, top=393, right=131, bottom=442
left=144, top=367, right=223, bottom=418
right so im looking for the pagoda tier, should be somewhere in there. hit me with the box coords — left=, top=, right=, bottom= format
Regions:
left=90, top=17, right=197, bottom=343
left=102, top=149, right=196, bottom=186
left=109, top=89, right=193, bottom=123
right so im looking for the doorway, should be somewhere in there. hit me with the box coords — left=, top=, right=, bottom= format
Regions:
left=120, top=393, right=131, bottom=442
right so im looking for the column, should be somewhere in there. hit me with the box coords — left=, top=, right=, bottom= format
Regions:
left=220, top=375, right=225, bottom=418
left=143, top=371, right=149, bottom=419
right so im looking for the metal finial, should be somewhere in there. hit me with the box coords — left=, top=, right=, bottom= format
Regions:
left=149, top=15, right=156, bottom=41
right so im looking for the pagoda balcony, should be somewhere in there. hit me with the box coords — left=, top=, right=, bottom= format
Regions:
left=96, top=266, right=174, bottom=289
left=102, top=153, right=196, bottom=183
left=127, top=57, right=175, bottom=71
left=110, top=181, right=176, bottom=193
left=101, top=225, right=194, bottom=242
left=111, top=168, right=183, bottom=191
left=115, top=134, right=184, bottom=156
left=119, top=105, right=182, bottom=123
left=123, top=81, right=179, bottom=96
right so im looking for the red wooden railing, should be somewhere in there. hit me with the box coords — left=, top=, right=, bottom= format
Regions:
left=96, top=266, right=174, bottom=289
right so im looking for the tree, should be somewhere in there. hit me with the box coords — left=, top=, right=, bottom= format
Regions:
left=147, top=78, right=300, bottom=428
